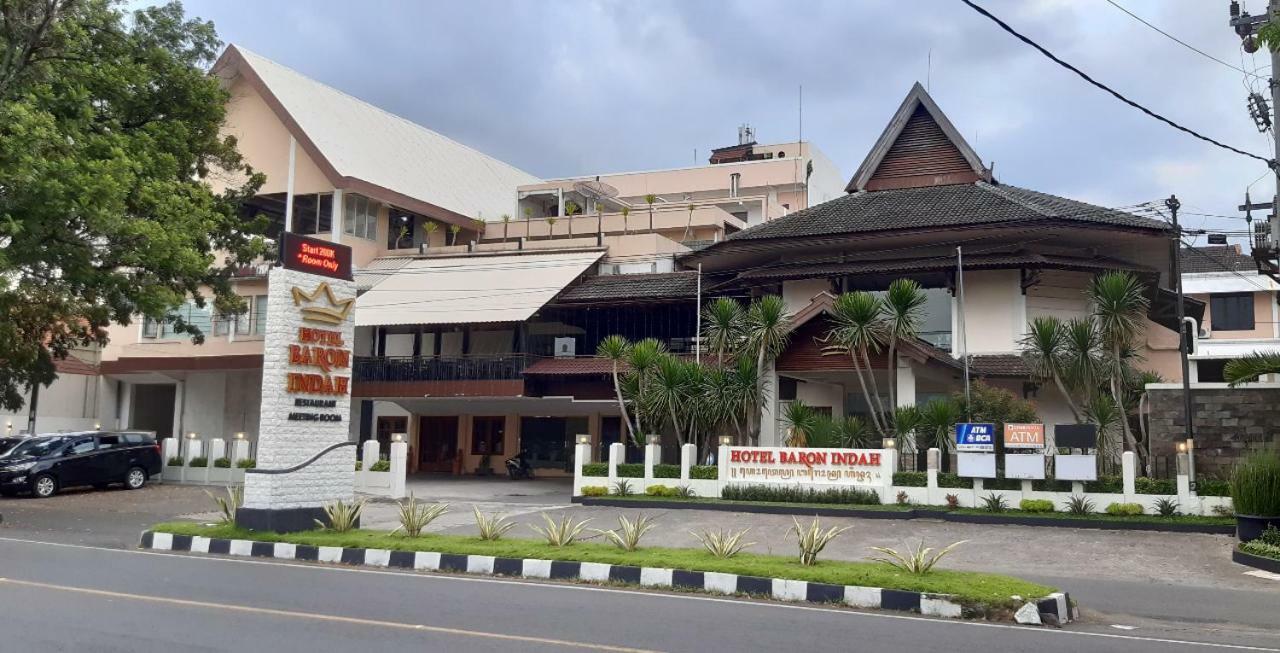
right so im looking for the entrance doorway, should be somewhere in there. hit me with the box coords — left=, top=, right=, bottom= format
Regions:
left=418, top=416, right=458, bottom=473
left=130, top=384, right=176, bottom=438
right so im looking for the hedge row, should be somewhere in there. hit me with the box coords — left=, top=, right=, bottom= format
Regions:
left=889, top=472, right=1218, bottom=495
left=581, top=463, right=717, bottom=479
left=720, top=484, right=880, bottom=505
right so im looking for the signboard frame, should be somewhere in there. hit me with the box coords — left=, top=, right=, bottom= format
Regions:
left=955, top=423, right=996, bottom=453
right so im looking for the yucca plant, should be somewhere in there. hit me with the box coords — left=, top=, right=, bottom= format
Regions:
left=317, top=498, right=365, bottom=532
left=394, top=494, right=449, bottom=537
left=205, top=485, right=242, bottom=525
left=786, top=517, right=851, bottom=566
left=868, top=540, right=968, bottom=575
left=1153, top=497, right=1180, bottom=517
left=594, top=513, right=658, bottom=552
left=674, top=485, right=696, bottom=498
left=612, top=478, right=635, bottom=496
left=692, top=528, right=755, bottom=559
left=473, top=508, right=516, bottom=541
left=979, top=492, right=1008, bottom=513
left=1063, top=494, right=1095, bottom=515
left=528, top=513, right=593, bottom=547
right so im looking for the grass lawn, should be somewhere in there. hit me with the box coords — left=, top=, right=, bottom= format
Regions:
left=949, top=508, right=1234, bottom=526
left=152, top=521, right=1053, bottom=610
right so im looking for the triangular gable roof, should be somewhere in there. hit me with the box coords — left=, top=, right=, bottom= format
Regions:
left=846, top=82, right=988, bottom=193
left=211, top=45, right=540, bottom=230
left=782, top=291, right=961, bottom=369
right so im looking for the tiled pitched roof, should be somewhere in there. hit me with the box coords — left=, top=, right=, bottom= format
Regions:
left=54, top=355, right=98, bottom=376
left=523, top=357, right=616, bottom=376
left=729, top=252, right=1151, bottom=284
left=968, top=354, right=1031, bottom=377
left=555, top=272, right=699, bottom=304
left=1180, top=245, right=1255, bottom=274
left=718, top=181, right=1168, bottom=243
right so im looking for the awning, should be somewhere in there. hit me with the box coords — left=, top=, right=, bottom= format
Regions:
left=355, top=251, right=604, bottom=327
left=1147, top=287, right=1206, bottom=333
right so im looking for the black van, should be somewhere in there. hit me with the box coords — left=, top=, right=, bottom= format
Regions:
left=0, top=431, right=162, bottom=498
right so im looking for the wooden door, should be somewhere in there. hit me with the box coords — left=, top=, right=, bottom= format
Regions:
left=418, top=416, right=459, bottom=473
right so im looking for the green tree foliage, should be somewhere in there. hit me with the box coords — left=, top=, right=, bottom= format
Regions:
left=0, top=1, right=268, bottom=410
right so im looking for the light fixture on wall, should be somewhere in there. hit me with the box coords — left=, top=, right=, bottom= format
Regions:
left=234, top=432, right=246, bottom=440
left=646, top=434, right=660, bottom=445
left=719, top=436, right=732, bottom=446
left=577, top=434, right=590, bottom=445
left=186, top=431, right=198, bottom=440
left=93, top=422, right=101, bottom=430
left=392, top=433, right=404, bottom=443
left=882, top=438, right=897, bottom=450
left=1176, top=441, right=1188, bottom=454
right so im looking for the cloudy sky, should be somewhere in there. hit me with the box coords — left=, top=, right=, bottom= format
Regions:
left=175, top=0, right=1273, bottom=248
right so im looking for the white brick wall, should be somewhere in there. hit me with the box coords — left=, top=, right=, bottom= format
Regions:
left=243, top=266, right=356, bottom=510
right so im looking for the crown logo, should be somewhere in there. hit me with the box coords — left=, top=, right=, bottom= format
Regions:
left=290, top=282, right=354, bottom=325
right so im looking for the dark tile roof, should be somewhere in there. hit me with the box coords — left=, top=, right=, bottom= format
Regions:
left=54, top=355, right=98, bottom=376
left=968, top=354, right=1031, bottom=377
left=730, top=251, right=1152, bottom=284
left=1180, top=245, right=1255, bottom=274
left=719, top=181, right=1169, bottom=243
left=523, top=357, right=615, bottom=376
left=555, top=271, right=699, bottom=304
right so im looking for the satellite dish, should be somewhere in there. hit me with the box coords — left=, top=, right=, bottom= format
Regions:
left=573, top=180, right=619, bottom=202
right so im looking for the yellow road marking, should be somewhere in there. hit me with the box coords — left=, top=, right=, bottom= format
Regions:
left=0, top=577, right=663, bottom=653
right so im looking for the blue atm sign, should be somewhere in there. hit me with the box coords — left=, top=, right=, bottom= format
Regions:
left=955, top=423, right=996, bottom=452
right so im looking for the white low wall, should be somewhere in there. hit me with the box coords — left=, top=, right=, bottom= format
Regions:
left=573, top=446, right=1232, bottom=517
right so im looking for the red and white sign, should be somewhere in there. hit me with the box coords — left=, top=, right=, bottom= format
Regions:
left=725, top=446, right=886, bottom=488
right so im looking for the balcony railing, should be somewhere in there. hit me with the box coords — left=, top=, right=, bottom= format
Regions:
left=353, top=355, right=528, bottom=383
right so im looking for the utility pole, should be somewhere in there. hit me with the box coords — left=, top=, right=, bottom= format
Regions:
left=1166, top=195, right=1194, bottom=473
left=1230, top=0, right=1280, bottom=277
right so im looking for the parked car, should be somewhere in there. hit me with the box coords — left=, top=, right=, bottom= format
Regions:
left=0, top=431, right=162, bottom=498
left=0, top=437, right=28, bottom=458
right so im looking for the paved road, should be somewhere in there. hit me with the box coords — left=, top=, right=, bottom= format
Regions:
left=1, top=537, right=1277, bottom=653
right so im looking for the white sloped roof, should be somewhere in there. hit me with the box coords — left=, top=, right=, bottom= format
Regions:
left=355, top=251, right=604, bottom=326
left=228, top=46, right=540, bottom=222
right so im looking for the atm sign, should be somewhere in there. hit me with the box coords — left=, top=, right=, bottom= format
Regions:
left=955, top=423, right=996, bottom=452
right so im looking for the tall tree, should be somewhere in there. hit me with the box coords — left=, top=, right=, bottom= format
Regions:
left=743, top=295, right=790, bottom=444
left=1225, top=353, right=1280, bottom=386
left=1087, top=271, right=1150, bottom=467
left=0, top=1, right=269, bottom=411
left=701, top=297, right=744, bottom=362
left=644, top=194, right=656, bottom=231
left=1020, top=316, right=1082, bottom=421
left=596, top=335, right=639, bottom=446
left=825, top=291, right=888, bottom=434
left=882, top=278, right=927, bottom=412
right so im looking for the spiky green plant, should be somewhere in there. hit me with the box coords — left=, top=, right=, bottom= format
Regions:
left=979, top=492, right=1008, bottom=513
left=611, top=478, right=635, bottom=496
left=317, top=498, right=365, bottom=532
left=1153, top=497, right=1180, bottom=517
left=594, top=513, right=658, bottom=552
left=204, top=485, right=242, bottom=525
left=868, top=540, right=968, bottom=575
left=1063, top=494, right=1095, bottom=515
left=473, top=508, right=516, bottom=541
left=674, top=485, right=696, bottom=498
left=528, top=513, right=592, bottom=547
left=825, top=291, right=888, bottom=434
left=597, top=334, right=638, bottom=445
left=394, top=494, right=449, bottom=537
left=882, top=278, right=927, bottom=411
left=1226, top=353, right=1280, bottom=386
left=1232, top=450, right=1280, bottom=517
left=786, top=517, right=851, bottom=566
left=692, top=527, right=755, bottom=559
left=702, top=297, right=746, bottom=361
left=1088, top=271, right=1150, bottom=465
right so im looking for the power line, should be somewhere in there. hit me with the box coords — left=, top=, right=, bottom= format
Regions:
left=1104, top=0, right=1261, bottom=79
left=959, top=0, right=1276, bottom=168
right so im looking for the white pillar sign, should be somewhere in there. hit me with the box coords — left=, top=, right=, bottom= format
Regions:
left=239, top=233, right=357, bottom=532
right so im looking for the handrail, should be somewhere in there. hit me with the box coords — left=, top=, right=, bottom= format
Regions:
left=244, top=441, right=356, bottom=475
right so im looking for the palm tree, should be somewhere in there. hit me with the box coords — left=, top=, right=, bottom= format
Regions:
left=595, top=202, right=605, bottom=239
left=597, top=335, right=639, bottom=446
left=682, top=203, right=696, bottom=242
left=564, top=200, right=580, bottom=237
left=620, top=206, right=631, bottom=235
left=783, top=400, right=818, bottom=447
left=882, top=278, right=927, bottom=412
left=423, top=221, right=439, bottom=248
left=1020, top=316, right=1081, bottom=421
left=625, top=338, right=666, bottom=437
left=644, top=194, right=657, bottom=231
left=743, top=295, right=791, bottom=444
left=701, top=297, right=745, bottom=362
left=649, top=354, right=690, bottom=446
left=1226, top=353, right=1280, bottom=385
left=523, top=206, right=533, bottom=236
left=448, top=223, right=461, bottom=246
left=545, top=216, right=557, bottom=239
left=726, top=356, right=760, bottom=444
left=1088, top=271, right=1150, bottom=466
left=916, top=397, right=961, bottom=469
left=500, top=213, right=512, bottom=243
left=825, top=291, right=888, bottom=434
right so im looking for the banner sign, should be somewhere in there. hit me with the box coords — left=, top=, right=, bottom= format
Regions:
left=955, top=423, right=996, bottom=452
left=279, top=232, right=353, bottom=281
left=725, top=447, right=885, bottom=488
left=1054, top=424, right=1098, bottom=449
left=1003, top=423, right=1045, bottom=449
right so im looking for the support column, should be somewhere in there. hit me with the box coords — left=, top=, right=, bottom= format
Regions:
left=389, top=438, right=408, bottom=499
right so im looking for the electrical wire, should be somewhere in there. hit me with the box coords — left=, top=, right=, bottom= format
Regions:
left=1104, top=0, right=1262, bottom=79
left=1179, top=238, right=1271, bottom=291
left=959, top=0, right=1276, bottom=168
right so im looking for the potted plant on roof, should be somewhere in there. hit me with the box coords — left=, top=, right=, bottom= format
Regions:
left=1231, top=449, right=1280, bottom=542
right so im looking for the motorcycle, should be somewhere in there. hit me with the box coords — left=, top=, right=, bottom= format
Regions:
left=505, top=451, right=534, bottom=480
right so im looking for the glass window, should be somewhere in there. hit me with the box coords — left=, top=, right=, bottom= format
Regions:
left=1210, top=293, right=1254, bottom=331
left=97, top=435, right=121, bottom=450
left=343, top=193, right=378, bottom=240
left=67, top=437, right=96, bottom=455
left=142, top=317, right=160, bottom=338
left=470, top=416, right=505, bottom=456
left=213, top=314, right=232, bottom=337
left=163, top=301, right=213, bottom=340
left=253, top=295, right=268, bottom=335
left=9, top=437, right=68, bottom=458
left=1198, top=359, right=1228, bottom=383
left=235, top=311, right=251, bottom=335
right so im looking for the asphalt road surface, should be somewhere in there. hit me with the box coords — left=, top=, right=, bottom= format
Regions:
left=1, top=536, right=1278, bottom=653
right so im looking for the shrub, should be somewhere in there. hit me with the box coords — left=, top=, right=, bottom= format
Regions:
left=529, top=513, right=592, bottom=547
left=369, top=459, right=391, bottom=472
left=1259, top=525, right=1280, bottom=547
left=1153, top=497, right=1179, bottom=517
left=204, top=486, right=242, bottom=525
left=692, top=527, right=755, bottom=559
left=187, top=456, right=208, bottom=468
left=985, top=477, right=1022, bottom=491
left=611, top=479, right=635, bottom=496
left=594, top=513, right=657, bottom=551
left=582, top=463, right=607, bottom=477
left=1064, top=494, right=1095, bottom=515
left=645, top=484, right=677, bottom=497
left=653, top=464, right=681, bottom=479
left=1019, top=499, right=1055, bottom=513
left=979, top=493, right=1008, bottom=513
left=317, top=498, right=364, bottom=532
left=1105, top=502, right=1144, bottom=516
left=1084, top=476, right=1123, bottom=494
left=1240, top=539, right=1280, bottom=561
left=236, top=458, right=256, bottom=469
left=937, top=473, right=970, bottom=489
left=1135, top=477, right=1176, bottom=495
left=690, top=465, right=718, bottom=480
left=615, top=463, right=644, bottom=478
left=719, top=484, right=881, bottom=505
left=674, top=485, right=696, bottom=498
left=474, top=508, right=515, bottom=541
left=166, top=456, right=184, bottom=467
left=1232, top=451, right=1280, bottom=517
left=213, top=457, right=232, bottom=468
left=394, top=494, right=449, bottom=537
left=1212, top=504, right=1236, bottom=518
left=896, top=490, right=910, bottom=506
left=945, top=493, right=960, bottom=509
left=787, top=517, right=850, bottom=566
left=354, top=461, right=361, bottom=471
left=1198, top=478, right=1231, bottom=497
left=580, top=486, right=608, bottom=497
left=893, top=472, right=927, bottom=488
left=1032, top=479, right=1072, bottom=492
left=868, top=540, right=967, bottom=575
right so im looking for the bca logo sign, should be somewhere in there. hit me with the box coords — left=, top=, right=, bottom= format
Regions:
left=955, top=423, right=996, bottom=452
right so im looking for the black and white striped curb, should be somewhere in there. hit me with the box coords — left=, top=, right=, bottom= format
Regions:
left=140, top=531, right=1072, bottom=624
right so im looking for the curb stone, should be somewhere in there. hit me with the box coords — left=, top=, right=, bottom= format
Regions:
left=138, top=530, right=1073, bottom=625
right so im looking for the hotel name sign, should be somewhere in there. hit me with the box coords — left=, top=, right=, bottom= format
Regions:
left=725, top=446, right=885, bottom=488
left=283, top=263, right=355, bottom=422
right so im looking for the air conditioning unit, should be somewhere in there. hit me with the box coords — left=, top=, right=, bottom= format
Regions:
left=1199, top=326, right=1211, bottom=339
left=554, top=337, right=577, bottom=358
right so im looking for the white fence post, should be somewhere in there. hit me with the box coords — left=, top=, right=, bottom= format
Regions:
left=231, top=438, right=250, bottom=466
left=1121, top=451, right=1137, bottom=503
left=608, top=442, right=624, bottom=489
left=389, top=439, right=408, bottom=499
left=881, top=445, right=897, bottom=504
left=1176, top=452, right=1193, bottom=512
left=926, top=447, right=940, bottom=504
left=184, top=437, right=202, bottom=463
left=679, top=443, right=696, bottom=484
left=162, top=437, right=178, bottom=463
left=717, top=441, right=730, bottom=498
left=573, top=439, right=591, bottom=495
left=644, top=439, right=660, bottom=483
left=209, top=438, right=226, bottom=465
